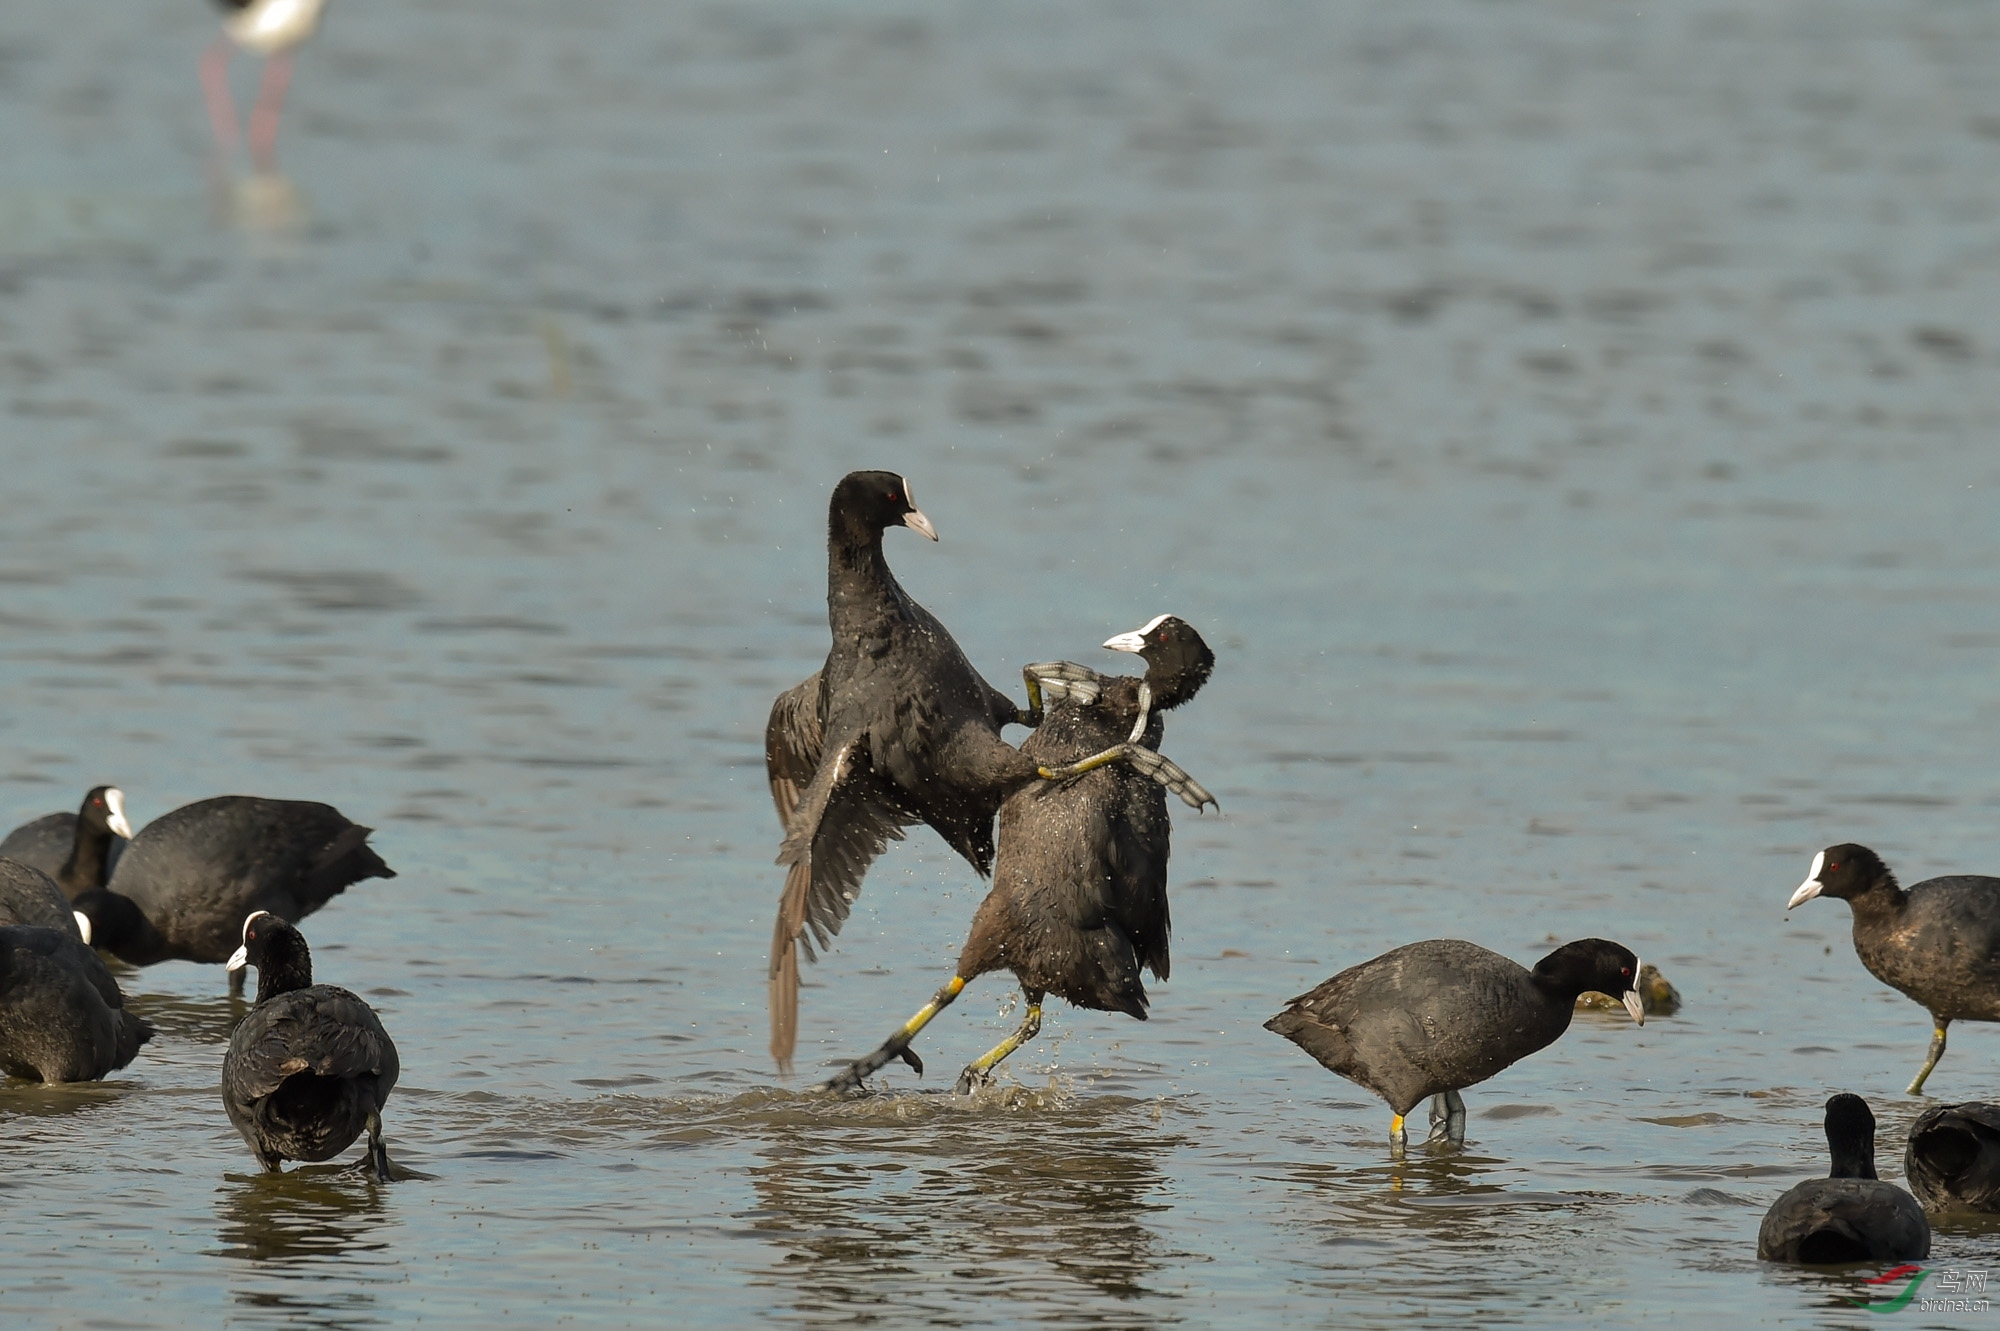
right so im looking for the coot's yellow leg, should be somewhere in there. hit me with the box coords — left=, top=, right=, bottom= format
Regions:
left=1908, top=1020, right=1950, bottom=1096
left=823, top=976, right=967, bottom=1094
left=954, top=1002, right=1044, bottom=1093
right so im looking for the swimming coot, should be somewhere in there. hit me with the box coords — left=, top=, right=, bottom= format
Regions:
left=1264, top=938, right=1644, bottom=1153
left=1904, top=1101, right=2000, bottom=1213
left=764, top=472, right=1215, bottom=1072
left=223, top=911, right=400, bottom=1180
left=822, top=615, right=1215, bottom=1094
left=0, top=925, right=153, bottom=1082
left=0, top=859, right=89, bottom=941
left=0, top=786, right=133, bottom=897
left=1786, top=844, right=2000, bottom=1094
left=72, top=795, right=395, bottom=996
left=1758, top=1093, right=1930, bottom=1263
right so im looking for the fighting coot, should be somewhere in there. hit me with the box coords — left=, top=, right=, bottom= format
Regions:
left=0, top=786, right=132, bottom=897
left=1786, top=844, right=2000, bottom=1094
left=1265, top=938, right=1644, bottom=1153
left=822, top=615, right=1215, bottom=1093
left=72, top=795, right=394, bottom=996
left=223, top=911, right=400, bottom=1180
left=764, top=472, right=1214, bottom=1071
left=0, top=924, right=153, bottom=1082
left=1904, top=1101, right=2000, bottom=1213
left=1758, top=1093, right=1929, bottom=1263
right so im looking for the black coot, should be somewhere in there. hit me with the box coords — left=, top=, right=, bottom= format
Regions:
left=1264, top=938, right=1645, bottom=1153
left=1905, top=1102, right=2000, bottom=1213
left=0, top=786, right=133, bottom=896
left=223, top=911, right=400, bottom=1180
left=0, top=859, right=88, bottom=940
left=72, top=795, right=395, bottom=995
left=1786, top=844, right=2000, bottom=1094
left=0, top=924, right=153, bottom=1082
left=824, top=615, right=1215, bottom=1094
left=764, top=472, right=1214, bottom=1072
left=1758, top=1093, right=1930, bottom=1262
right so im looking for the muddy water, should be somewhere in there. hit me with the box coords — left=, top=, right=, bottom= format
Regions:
left=5, top=0, right=2000, bottom=1325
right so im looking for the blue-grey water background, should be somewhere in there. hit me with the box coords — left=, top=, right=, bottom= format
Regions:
left=5, top=0, right=2000, bottom=1325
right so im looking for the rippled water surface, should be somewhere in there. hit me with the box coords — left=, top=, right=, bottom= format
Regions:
left=6, top=1, right=2000, bottom=1325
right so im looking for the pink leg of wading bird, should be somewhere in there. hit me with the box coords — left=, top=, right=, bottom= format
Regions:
left=200, top=35, right=241, bottom=162
left=246, top=50, right=295, bottom=173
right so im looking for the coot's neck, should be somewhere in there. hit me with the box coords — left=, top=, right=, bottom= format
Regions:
left=1844, top=867, right=1908, bottom=929
left=1828, top=1134, right=1878, bottom=1180
left=255, top=934, right=316, bottom=1005
left=71, top=889, right=166, bottom=964
left=1143, top=655, right=1213, bottom=713
left=827, top=519, right=906, bottom=625
left=62, top=818, right=114, bottom=891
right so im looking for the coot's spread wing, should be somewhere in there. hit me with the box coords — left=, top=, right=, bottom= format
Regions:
left=229, top=988, right=397, bottom=1101
left=765, top=670, right=824, bottom=831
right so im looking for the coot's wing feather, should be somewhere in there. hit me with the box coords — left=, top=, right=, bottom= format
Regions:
left=765, top=670, right=825, bottom=832
left=229, top=991, right=396, bottom=1100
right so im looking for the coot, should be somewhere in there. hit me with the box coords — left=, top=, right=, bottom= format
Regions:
left=0, top=925, right=153, bottom=1082
left=1786, top=844, right=2000, bottom=1094
left=223, top=911, right=400, bottom=1180
left=0, top=859, right=89, bottom=941
left=73, top=795, right=395, bottom=996
left=823, top=615, right=1215, bottom=1093
left=764, top=472, right=1214, bottom=1071
left=1758, top=1093, right=1929, bottom=1262
left=0, top=786, right=132, bottom=896
left=1904, top=1102, right=2000, bottom=1213
left=1264, top=938, right=1644, bottom=1153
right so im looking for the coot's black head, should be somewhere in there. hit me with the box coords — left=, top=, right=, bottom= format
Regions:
left=1102, top=615, right=1215, bottom=710
left=829, top=471, right=936, bottom=543
left=79, top=785, right=134, bottom=839
left=1787, top=844, right=1894, bottom=910
left=1824, top=1092, right=1879, bottom=1180
left=227, top=910, right=314, bottom=1000
left=71, top=889, right=145, bottom=952
left=1533, top=938, right=1645, bottom=1025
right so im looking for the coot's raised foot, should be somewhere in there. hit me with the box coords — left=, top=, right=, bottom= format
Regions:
left=1039, top=743, right=1218, bottom=812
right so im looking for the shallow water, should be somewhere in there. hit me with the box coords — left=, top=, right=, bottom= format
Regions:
left=5, top=0, right=2000, bottom=1325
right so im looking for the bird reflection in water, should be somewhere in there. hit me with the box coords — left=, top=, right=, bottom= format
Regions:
left=744, top=1094, right=1183, bottom=1318
left=217, top=1167, right=399, bottom=1328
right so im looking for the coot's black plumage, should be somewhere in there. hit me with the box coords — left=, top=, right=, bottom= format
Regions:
left=823, top=615, right=1215, bottom=1094
left=764, top=472, right=1214, bottom=1071
left=223, top=911, right=400, bottom=1180
left=0, top=925, right=153, bottom=1082
left=1758, top=1093, right=1930, bottom=1263
left=0, top=786, right=132, bottom=897
left=73, top=796, right=395, bottom=996
left=1264, top=938, right=1644, bottom=1153
left=0, top=859, right=88, bottom=941
left=1905, top=1102, right=2000, bottom=1213
left=1786, top=844, right=2000, bottom=1094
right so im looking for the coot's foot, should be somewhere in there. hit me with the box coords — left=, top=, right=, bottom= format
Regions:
left=954, top=1064, right=991, bottom=1095
left=953, top=1001, right=1044, bottom=1094
left=1038, top=743, right=1218, bottom=812
left=1425, top=1089, right=1467, bottom=1146
left=822, top=1039, right=925, bottom=1095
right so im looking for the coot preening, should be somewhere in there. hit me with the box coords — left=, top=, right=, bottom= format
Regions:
left=822, top=615, right=1215, bottom=1094
left=1905, top=1102, right=2000, bottom=1213
left=0, top=786, right=133, bottom=897
left=1264, top=938, right=1644, bottom=1154
left=72, top=796, right=395, bottom=996
left=0, top=859, right=90, bottom=941
left=201, top=0, right=329, bottom=172
left=0, top=925, right=153, bottom=1082
left=1786, top=844, right=2000, bottom=1094
left=223, top=911, right=400, bottom=1181
left=1758, top=1093, right=1929, bottom=1263
left=764, top=472, right=1215, bottom=1072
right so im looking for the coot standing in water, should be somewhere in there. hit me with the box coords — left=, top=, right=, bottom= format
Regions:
left=764, top=472, right=1215, bottom=1072
left=0, top=925, right=153, bottom=1083
left=72, top=795, right=395, bottom=996
left=223, top=911, right=400, bottom=1181
left=1904, top=1102, right=2000, bottom=1213
left=823, top=615, right=1215, bottom=1094
left=0, top=786, right=133, bottom=897
left=1758, top=1093, right=1929, bottom=1263
left=1786, top=844, right=2000, bottom=1094
left=1265, top=938, right=1645, bottom=1153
